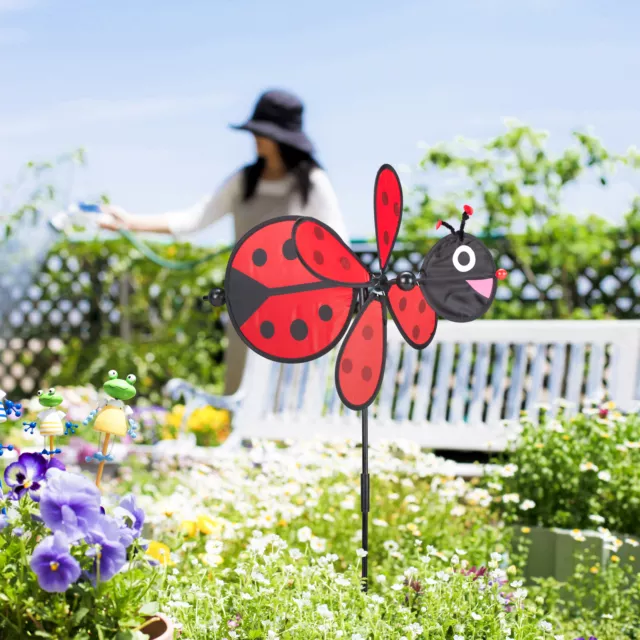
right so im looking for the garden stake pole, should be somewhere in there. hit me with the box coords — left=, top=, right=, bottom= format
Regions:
left=49, top=436, right=55, bottom=457
left=359, top=288, right=371, bottom=592
left=95, top=434, right=110, bottom=489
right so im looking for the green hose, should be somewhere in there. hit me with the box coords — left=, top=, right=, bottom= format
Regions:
left=117, top=228, right=231, bottom=270
left=116, top=228, right=372, bottom=271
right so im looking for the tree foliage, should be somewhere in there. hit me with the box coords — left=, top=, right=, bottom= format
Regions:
left=405, top=123, right=640, bottom=319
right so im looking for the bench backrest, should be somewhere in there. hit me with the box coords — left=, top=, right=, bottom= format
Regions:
left=234, top=320, right=640, bottom=450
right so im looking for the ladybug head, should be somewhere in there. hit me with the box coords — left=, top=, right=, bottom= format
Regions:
left=419, top=205, right=507, bottom=322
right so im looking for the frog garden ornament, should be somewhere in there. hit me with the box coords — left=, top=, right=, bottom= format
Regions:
left=83, top=370, right=138, bottom=488
left=23, top=387, right=79, bottom=456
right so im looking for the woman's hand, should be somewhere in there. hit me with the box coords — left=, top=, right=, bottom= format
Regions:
left=98, top=205, right=133, bottom=231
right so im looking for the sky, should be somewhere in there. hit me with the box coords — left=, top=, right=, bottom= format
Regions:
left=1, top=0, right=640, bottom=246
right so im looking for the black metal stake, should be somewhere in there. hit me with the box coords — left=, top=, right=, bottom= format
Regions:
left=361, top=402, right=370, bottom=592
left=358, top=288, right=370, bottom=592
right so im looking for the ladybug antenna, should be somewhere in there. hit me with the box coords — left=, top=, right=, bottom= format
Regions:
left=459, top=204, right=473, bottom=240
left=435, top=220, right=456, bottom=234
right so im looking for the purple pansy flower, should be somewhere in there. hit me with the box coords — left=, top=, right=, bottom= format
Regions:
left=114, top=493, right=145, bottom=546
left=85, top=515, right=127, bottom=582
left=40, top=468, right=101, bottom=542
left=30, top=531, right=81, bottom=592
left=574, top=637, right=597, bottom=640
left=4, top=452, right=47, bottom=501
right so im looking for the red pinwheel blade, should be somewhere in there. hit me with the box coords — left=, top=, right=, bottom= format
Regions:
left=374, top=164, right=403, bottom=272
left=335, top=296, right=386, bottom=410
left=387, top=284, right=437, bottom=349
left=293, top=218, right=370, bottom=287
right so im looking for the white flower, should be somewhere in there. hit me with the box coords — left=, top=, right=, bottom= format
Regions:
left=310, top=536, right=326, bottom=553
left=267, top=632, right=280, bottom=640
left=451, top=505, right=466, bottom=516
left=356, top=548, right=368, bottom=558
left=391, top=584, right=403, bottom=591
left=471, top=612, right=482, bottom=620
left=352, top=635, right=365, bottom=640
left=376, top=575, right=387, bottom=583
left=580, top=462, right=599, bottom=472
left=454, top=636, right=465, bottom=640
left=490, top=552, right=503, bottom=562
left=316, top=604, right=334, bottom=619
left=405, top=623, right=423, bottom=635
left=597, top=470, right=612, bottom=482
left=502, top=493, right=520, bottom=503
left=501, top=464, right=518, bottom=477
left=290, top=548, right=303, bottom=560
left=554, top=635, right=565, bottom=640
left=297, top=526, right=312, bottom=542
left=589, top=514, right=605, bottom=524
left=513, top=588, right=528, bottom=599
left=520, top=500, right=536, bottom=511
left=539, top=620, right=553, bottom=632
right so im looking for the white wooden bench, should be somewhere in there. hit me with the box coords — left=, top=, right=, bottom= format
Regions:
left=160, top=320, right=640, bottom=461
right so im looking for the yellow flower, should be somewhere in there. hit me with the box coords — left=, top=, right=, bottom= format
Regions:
left=605, top=401, right=616, bottom=410
left=611, top=555, right=620, bottom=563
left=521, top=527, right=531, bottom=534
left=562, top=435, right=570, bottom=441
left=507, top=565, right=517, bottom=575
left=179, top=520, right=197, bottom=537
left=278, top=519, right=288, bottom=527
left=167, top=246, right=177, bottom=257
left=600, top=432, right=610, bottom=439
left=535, top=443, right=544, bottom=449
left=165, top=405, right=186, bottom=429
left=197, top=515, right=221, bottom=535
left=146, top=541, right=174, bottom=565
left=589, top=566, right=599, bottom=574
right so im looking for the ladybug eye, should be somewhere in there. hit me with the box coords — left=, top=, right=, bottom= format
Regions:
left=48, top=388, right=55, bottom=394
left=452, top=246, right=476, bottom=273
left=37, top=390, right=43, bottom=396
left=108, top=370, right=117, bottom=379
left=126, top=374, right=136, bottom=384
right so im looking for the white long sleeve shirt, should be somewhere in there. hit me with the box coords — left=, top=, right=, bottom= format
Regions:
left=161, top=167, right=350, bottom=243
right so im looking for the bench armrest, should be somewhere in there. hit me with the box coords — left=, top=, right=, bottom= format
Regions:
left=163, top=378, right=245, bottom=413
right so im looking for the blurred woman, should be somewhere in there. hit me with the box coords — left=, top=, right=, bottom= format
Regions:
left=100, top=89, right=349, bottom=394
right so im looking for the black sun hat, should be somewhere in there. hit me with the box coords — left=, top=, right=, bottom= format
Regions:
left=230, top=89, right=315, bottom=154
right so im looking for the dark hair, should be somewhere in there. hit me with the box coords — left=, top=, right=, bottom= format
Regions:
left=242, top=143, right=321, bottom=207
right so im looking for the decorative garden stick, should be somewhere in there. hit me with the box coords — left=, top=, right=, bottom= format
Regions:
left=22, top=388, right=79, bottom=457
left=0, top=389, right=22, bottom=424
left=83, top=370, right=138, bottom=489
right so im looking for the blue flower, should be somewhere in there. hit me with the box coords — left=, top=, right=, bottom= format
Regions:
left=39, top=468, right=101, bottom=542
left=4, top=453, right=47, bottom=501
left=85, top=515, right=127, bottom=583
left=30, top=531, right=81, bottom=593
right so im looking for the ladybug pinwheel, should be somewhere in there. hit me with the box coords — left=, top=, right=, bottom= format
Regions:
left=291, top=164, right=438, bottom=409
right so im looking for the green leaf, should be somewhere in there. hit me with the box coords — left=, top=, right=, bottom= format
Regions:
left=73, top=607, right=90, bottom=624
left=138, top=602, right=159, bottom=616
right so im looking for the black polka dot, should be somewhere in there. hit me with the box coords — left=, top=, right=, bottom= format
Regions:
left=412, top=326, right=420, bottom=340
left=393, top=202, right=400, bottom=217
left=260, top=321, right=275, bottom=339
left=399, top=297, right=407, bottom=312
left=418, top=299, right=427, bottom=313
left=314, top=226, right=325, bottom=240
left=282, top=239, right=296, bottom=260
left=342, top=359, right=353, bottom=373
left=252, top=248, right=267, bottom=267
left=313, top=251, right=324, bottom=265
left=381, top=191, right=389, bottom=206
left=340, top=257, right=351, bottom=270
left=290, top=319, right=308, bottom=341
left=319, top=305, right=333, bottom=321
left=362, top=366, right=372, bottom=381
left=362, top=325, right=373, bottom=340
left=383, top=230, right=390, bottom=245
